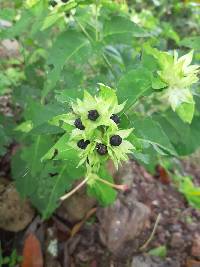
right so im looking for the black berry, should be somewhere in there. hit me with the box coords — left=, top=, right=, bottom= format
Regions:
left=61, top=0, right=69, bottom=2
left=74, top=118, right=85, bottom=130
left=77, top=139, right=90, bottom=150
left=110, top=114, right=120, bottom=124
left=110, top=135, right=122, bottom=146
left=88, top=110, right=99, bottom=121
left=49, top=0, right=57, bottom=7
left=96, top=143, right=108, bottom=155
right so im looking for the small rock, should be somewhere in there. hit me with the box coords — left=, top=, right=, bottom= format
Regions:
left=0, top=19, right=12, bottom=28
left=45, top=227, right=61, bottom=267
left=98, top=199, right=150, bottom=255
left=0, top=179, right=35, bottom=232
left=170, top=232, right=185, bottom=248
left=191, top=233, right=200, bottom=257
left=56, top=187, right=96, bottom=223
left=1, top=39, right=20, bottom=57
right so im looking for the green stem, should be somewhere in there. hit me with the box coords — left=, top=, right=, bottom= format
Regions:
left=31, top=135, right=41, bottom=176
left=75, top=18, right=93, bottom=43
left=102, top=53, right=117, bottom=79
left=95, top=0, right=99, bottom=41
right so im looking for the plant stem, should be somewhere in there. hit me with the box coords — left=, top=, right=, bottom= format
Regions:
left=75, top=18, right=93, bottom=43
left=60, top=177, right=89, bottom=201
left=95, top=0, right=99, bottom=41
left=102, top=53, right=117, bottom=79
left=96, top=176, right=128, bottom=191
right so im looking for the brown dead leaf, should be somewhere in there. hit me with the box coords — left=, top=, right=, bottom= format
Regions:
left=155, top=165, right=171, bottom=185
left=186, top=258, right=200, bottom=267
left=21, top=233, right=43, bottom=267
left=71, top=208, right=97, bottom=237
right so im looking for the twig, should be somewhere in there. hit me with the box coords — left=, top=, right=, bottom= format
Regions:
left=139, top=213, right=162, bottom=251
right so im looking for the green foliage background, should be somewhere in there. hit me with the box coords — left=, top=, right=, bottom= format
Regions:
left=0, top=0, right=200, bottom=218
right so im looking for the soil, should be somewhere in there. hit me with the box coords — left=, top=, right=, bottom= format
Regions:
left=1, top=149, right=200, bottom=267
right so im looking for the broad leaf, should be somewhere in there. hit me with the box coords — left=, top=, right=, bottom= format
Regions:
left=117, top=67, right=152, bottom=109
left=41, top=133, right=78, bottom=161
left=0, top=124, right=11, bottom=156
left=31, top=162, right=83, bottom=218
left=87, top=168, right=117, bottom=206
left=154, top=110, right=200, bottom=156
left=103, top=15, right=149, bottom=44
left=180, top=36, right=200, bottom=50
left=132, top=116, right=177, bottom=156
left=42, top=30, right=91, bottom=98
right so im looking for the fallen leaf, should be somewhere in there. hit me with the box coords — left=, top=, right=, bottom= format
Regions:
left=155, top=165, right=171, bottom=184
left=21, top=233, right=43, bottom=267
left=186, top=258, right=200, bottom=267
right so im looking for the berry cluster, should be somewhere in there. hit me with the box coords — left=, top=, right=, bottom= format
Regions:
left=75, top=109, right=123, bottom=156
left=66, top=85, right=134, bottom=170
left=49, top=0, right=69, bottom=7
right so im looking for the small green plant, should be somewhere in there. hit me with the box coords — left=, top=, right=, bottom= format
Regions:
left=47, top=83, right=135, bottom=203
left=148, top=245, right=167, bottom=259
left=0, top=245, right=22, bottom=267
left=0, top=0, right=199, bottom=218
left=173, top=175, right=200, bottom=209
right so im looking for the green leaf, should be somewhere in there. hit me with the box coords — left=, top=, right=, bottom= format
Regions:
left=148, top=246, right=167, bottom=259
left=56, top=88, right=84, bottom=104
left=42, top=30, right=91, bottom=99
left=24, top=101, right=65, bottom=129
left=13, top=136, right=84, bottom=218
left=15, top=120, right=33, bottom=133
left=151, top=75, right=167, bottom=90
left=31, top=162, right=83, bottom=219
left=41, top=133, right=80, bottom=163
left=154, top=110, right=200, bottom=156
left=176, top=101, right=195, bottom=124
left=180, top=36, right=200, bottom=50
left=1, top=1, right=48, bottom=38
left=176, top=176, right=200, bottom=209
left=117, top=67, right=152, bottom=109
left=1, top=9, right=33, bottom=38
left=12, top=135, right=53, bottom=194
left=41, top=2, right=77, bottom=30
left=132, top=116, right=177, bottom=156
left=0, top=124, right=11, bottom=156
left=41, top=12, right=64, bottom=31
left=87, top=168, right=117, bottom=206
left=103, top=15, right=148, bottom=44
left=87, top=179, right=117, bottom=206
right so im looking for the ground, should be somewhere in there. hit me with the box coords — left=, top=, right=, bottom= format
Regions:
left=1, top=148, right=200, bottom=267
